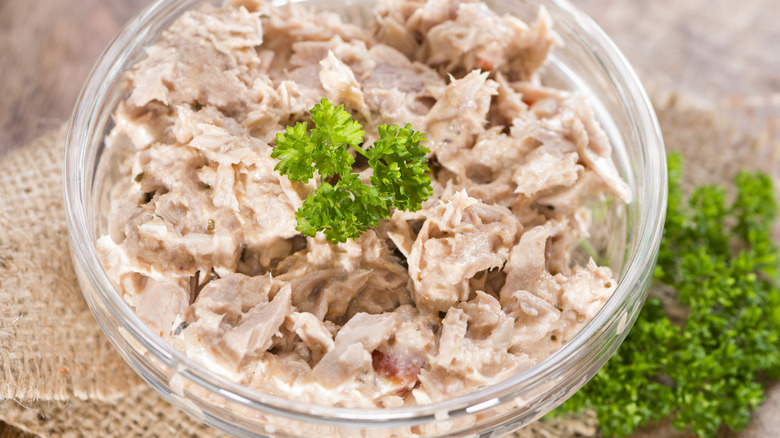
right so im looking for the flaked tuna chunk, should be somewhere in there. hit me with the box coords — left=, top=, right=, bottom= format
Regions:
left=180, top=273, right=281, bottom=370
left=431, top=308, right=468, bottom=369
left=370, top=305, right=437, bottom=393
left=284, top=312, right=336, bottom=363
left=104, top=112, right=305, bottom=277
left=419, top=295, right=516, bottom=400
left=373, top=0, right=461, bottom=45
left=570, top=99, right=632, bottom=202
left=420, top=1, right=556, bottom=79
left=384, top=208, right=428, bottom=263
left=499, top=215, right=614, bottom=358
left=190, top=272, right=279, bottom=316
left=372, top=12, right=419, bottom=58
left=217, top=284, right=293, bottom=368
left=134, top=276, right=190, bottom=337
left=375, top=0, right=555, bottom=79
left=504, top=289, right=561, bottom=352
left=432, top=128, right=522, bottom=206
left=275, top=231, right=412, bottom=321
left=513, top=212, right=589, bottom=278
left=408, top=190, right=520, bottom=312
left=425, top=70, right=497, bottom=156
left=280, top=268, right=373, bottom=320
left=319, top=50, right=368, bottom=115
left=499, top=223, right=566, bottom=354
left=126, top=6, right=264, bottom=115
left=117, top=195, right=240, bottom=277
left=405, top=0, right=462, bottom=36
left=289, top=39, right=334, bottom=68
left=534, top=170, right=604, bottom=216
left=360, top=44, right=446, bottom=128
left=560, top=259, right=616, bottom=321
left=363, top=44, right=443, bottom=94
left=490, top=73, right=528, bottom=127
left=500, top=221, right=564, bottom=306
left=513, top=145, right=583, bottom=197
left=260, top=1, right=367, bottom=59
left=510, top=87, right=631, bottom=203
left=457, top=291, right=513, bottom=349
left=181, top=276, right=289, bottom=375
left=312, top=312, right=402, bottom=386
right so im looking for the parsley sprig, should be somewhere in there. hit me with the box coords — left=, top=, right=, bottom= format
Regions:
left=271, top=99, right=432, bottom=243
left=554, top=152, right=780, bottom=437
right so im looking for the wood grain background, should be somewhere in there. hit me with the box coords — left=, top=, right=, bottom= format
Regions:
left=1, top=0, right=778, bottom=436
left=0, top=0, right=149, bottom=153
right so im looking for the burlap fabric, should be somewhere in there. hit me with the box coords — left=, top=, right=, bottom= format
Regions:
left=0, top=93, right=778, bottom=436
left=0, top=127, right=218, bottom=437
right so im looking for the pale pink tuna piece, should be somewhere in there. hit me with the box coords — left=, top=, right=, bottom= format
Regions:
left=408, top=190, right=520, bottom=312
left=217, top=285, right=293, bottom=368
left=425, top=70, right=498, bottom=156
left=134, top=276, right=190, bottom=337
left=312, top=312, right=402, bottom=385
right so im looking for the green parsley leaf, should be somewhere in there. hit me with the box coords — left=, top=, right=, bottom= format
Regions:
left=271, top=122, right=315, bottom=182
left=554, top=152, right=780, bottom=438
left=295, top=175, right=391, bottom=244
left=309, top=98, right=362, bottom=179
left=271, top=99, right=362, bottom=181
left=272, top=98, right=431, bottom=244
left=365, top=123, right=433, bottom=212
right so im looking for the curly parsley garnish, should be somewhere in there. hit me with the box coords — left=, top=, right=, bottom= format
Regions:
left=554, top=152, right=780, bottom=437
left=271, top=98, right=432, bottom=243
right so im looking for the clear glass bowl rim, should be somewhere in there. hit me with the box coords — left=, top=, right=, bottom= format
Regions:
left=63, top=0, right=667, bottom=428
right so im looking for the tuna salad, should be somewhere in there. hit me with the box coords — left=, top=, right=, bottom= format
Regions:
left=97, top=0, right=631, bottom=408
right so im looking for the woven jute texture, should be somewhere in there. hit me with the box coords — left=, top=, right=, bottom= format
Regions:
left=0, top=126, right=222, bottom=437
left=0, top=93, right=777, bottom=437
left=0, top=125, right=142, bottom=403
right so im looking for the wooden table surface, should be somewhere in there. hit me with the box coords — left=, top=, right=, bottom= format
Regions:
left=1, top=0, right=779, bottom=436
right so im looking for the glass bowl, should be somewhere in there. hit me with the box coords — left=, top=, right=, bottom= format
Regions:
left=63, top=0, right=666, bottom=436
